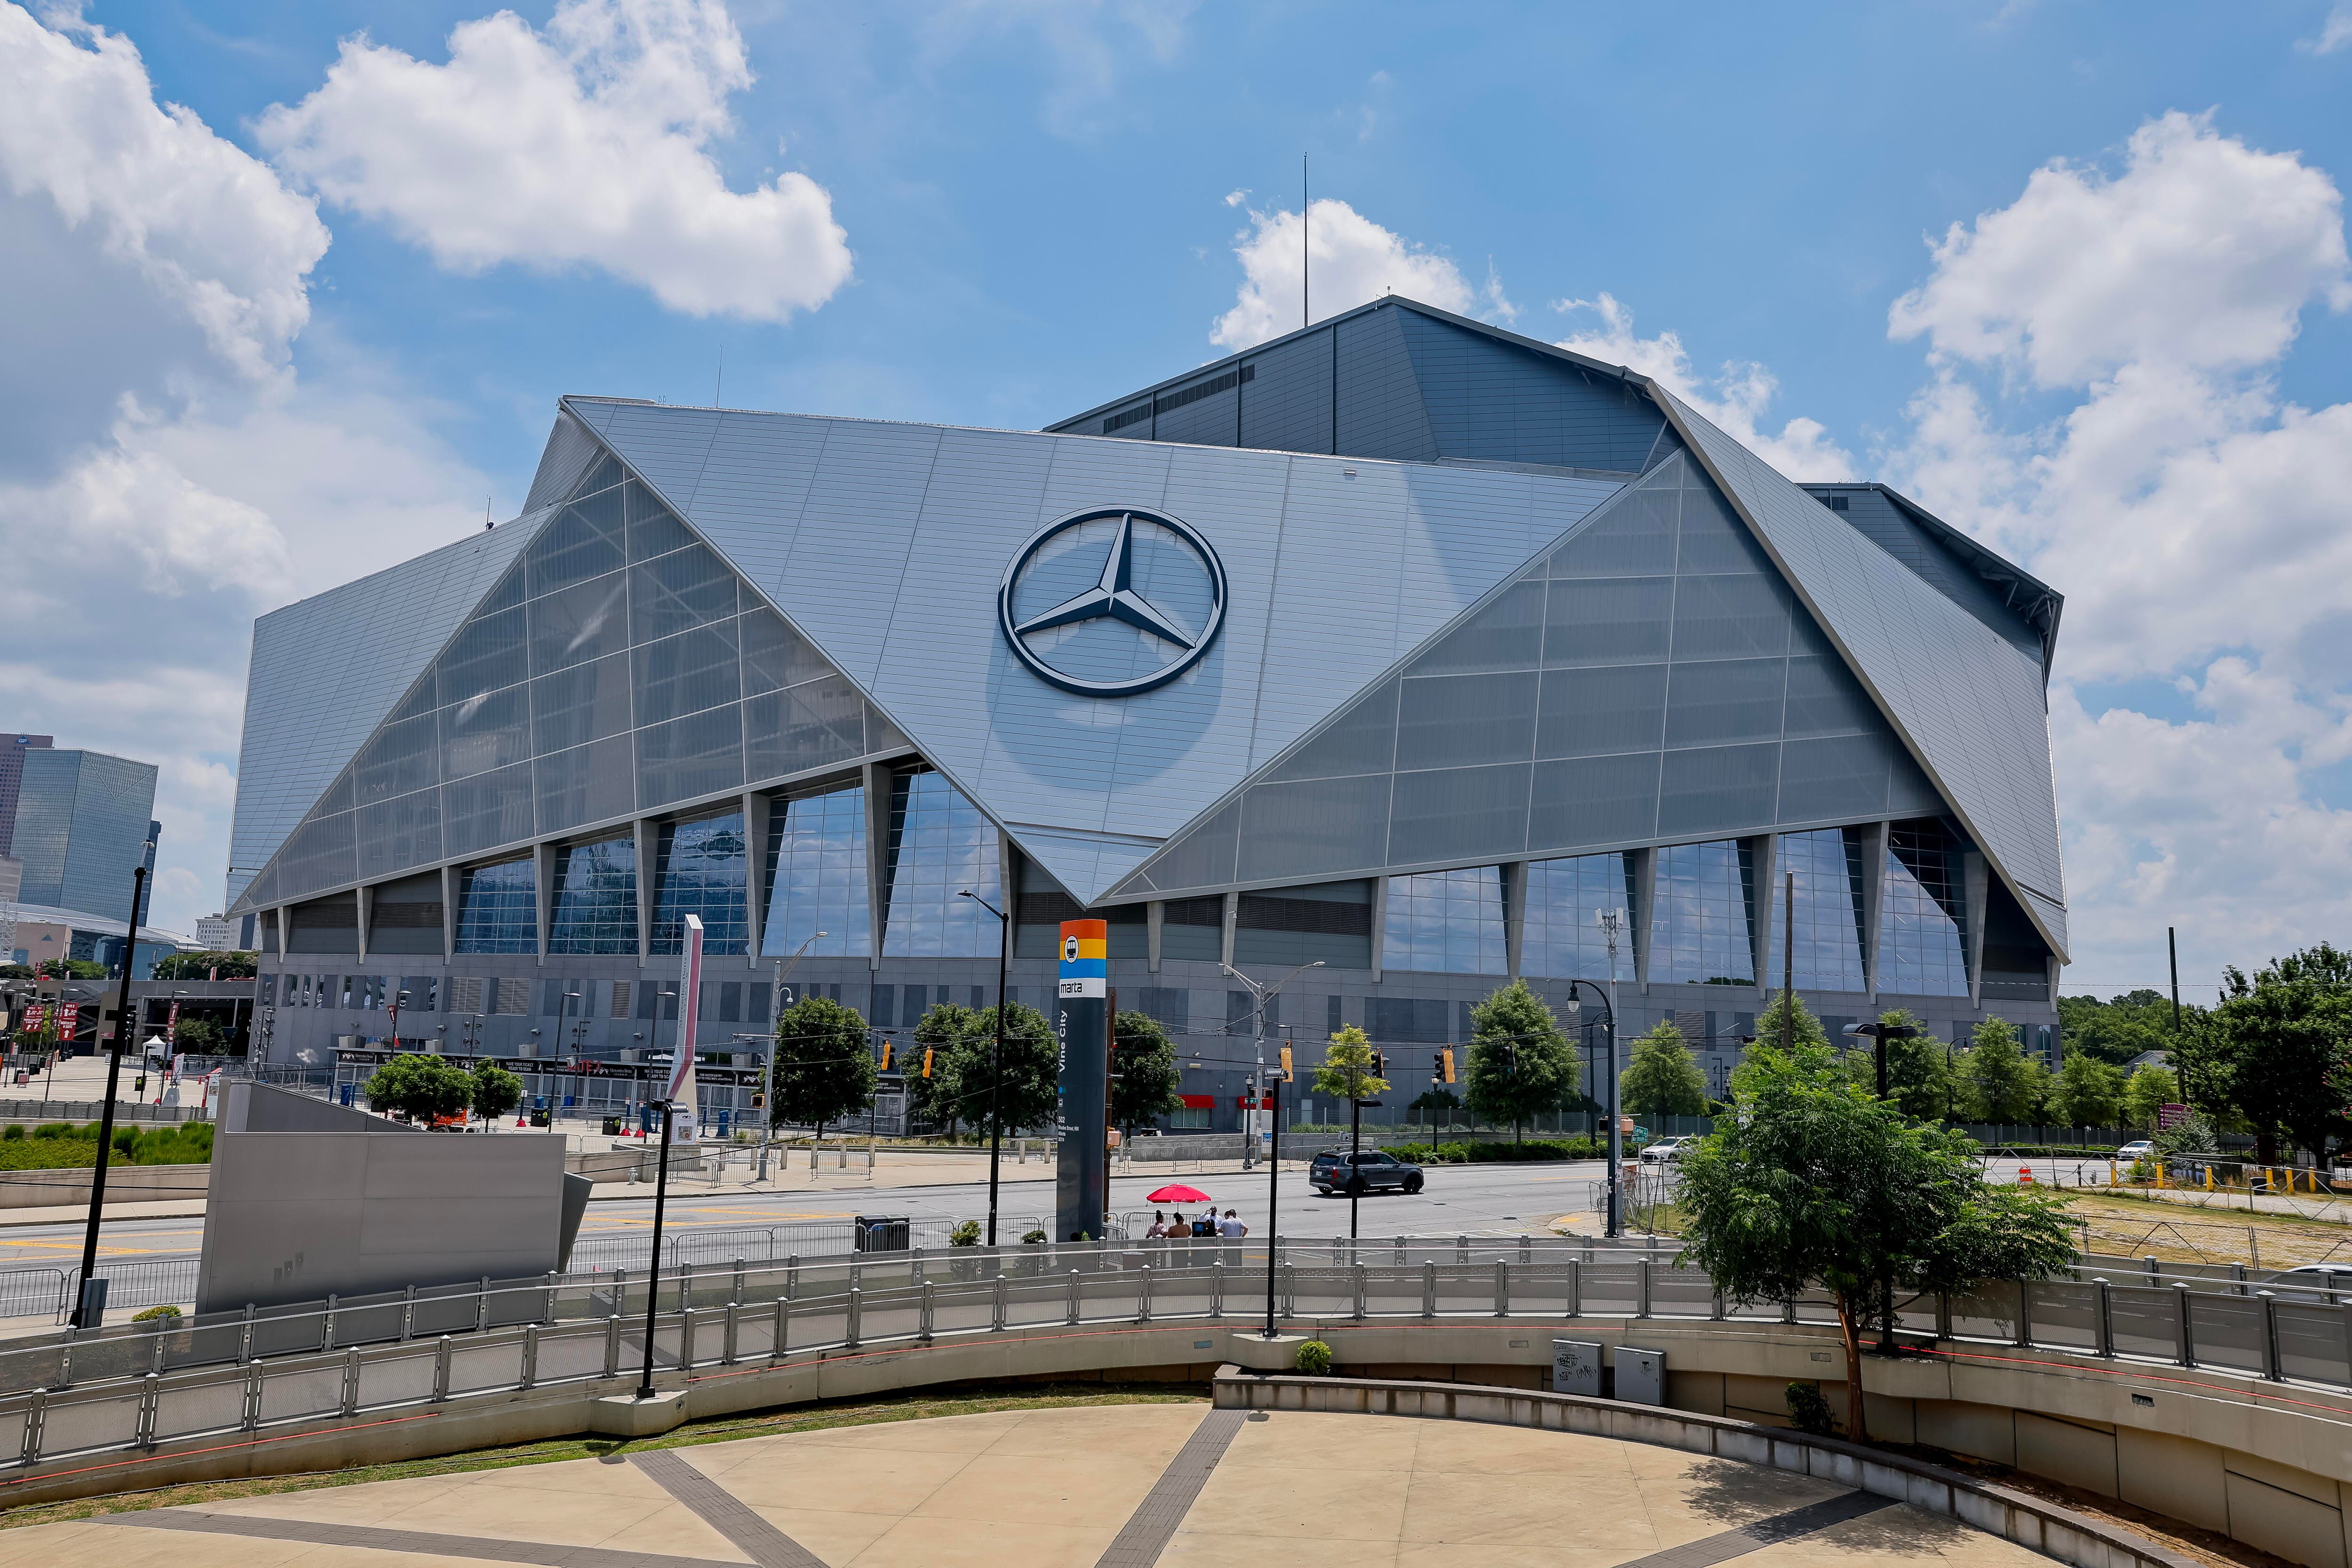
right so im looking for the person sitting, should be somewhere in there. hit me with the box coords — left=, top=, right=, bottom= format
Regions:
left=1144, top=1210, right=1168, bottom=1239
left=1217, top=1208, right=1248, bottom=1238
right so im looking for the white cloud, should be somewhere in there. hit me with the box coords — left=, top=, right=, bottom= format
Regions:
left=256, top=0, right=852, bottom=322
left=1554, top=293, right=1855, bottom=480
left=1880, top=111, right=2352, bottom=989
left=0, top=4, right=490, bottom=938
left=918, top=0, right=1196, bottom=137
left=1211, top=198, right=1479, bottom=350
left=2299, top=2, right=2352, bottom=53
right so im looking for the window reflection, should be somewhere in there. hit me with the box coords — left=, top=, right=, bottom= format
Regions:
left=1653, top=840, right=1754, bottom=985
left=652, top=811, right=747, bottom=956
left=1883, top=821, right=1969, bottom=996
left=453, top=858, right=534, bottom=954
left=882, top=770, right=1001, bottom=959
left=549, top=835, right=638, bottom=955
left=1382, top=867, right=1505, bottom=976
left=1522, top=853, right=1633, bottom=981
left=1774, top=828, right=1865, bottom=991
left=763, top=785, right=871, bottom=957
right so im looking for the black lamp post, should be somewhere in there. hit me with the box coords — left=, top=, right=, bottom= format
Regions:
left=1563, top=979, right=1619, bottom=1237
left=72, top=821, right=157, bottom=1328
left=1845, top=1017, right=1920, bottom=1356
left=636, top=988, right=680, bottom=1401
left=1261, top=1049, right=1288, bottom=1340
left=959, top=890, right=1010, bottom=1247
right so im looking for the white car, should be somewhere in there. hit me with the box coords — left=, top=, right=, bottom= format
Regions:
left=2116, top=1140, right=2156, bottom=1161
left=1639, top=1137, right=1690, bottom=1165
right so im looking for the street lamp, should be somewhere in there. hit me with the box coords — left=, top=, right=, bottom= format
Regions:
left=958, top=891, right=1011, bottom=1247
left=72, top=819, right=156, bottom=1329
left=636, top=988, right=680, bottom=1401
left=1844, top=1017, right=1920, bottom=1357
left=1563, top=979, right=1621, bottom=1238
left=1219, top=959, right=1323, bottom=1170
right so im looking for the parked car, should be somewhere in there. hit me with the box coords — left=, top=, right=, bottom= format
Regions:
left=2116, top=1139, right=2156, bottom=1161
left=1639, top=1137, right=1691, bottom=1165
left=1310, top=1148, right=1424, bottom=1196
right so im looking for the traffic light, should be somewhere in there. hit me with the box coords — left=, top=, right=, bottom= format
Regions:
left=1440, top=1048, right=1456, bottom=1085
left=1371, top=1050, right=1387, bottom=1079
left=879, top=1041, right=893, bottom=1071
left=1279, top=1045, right=1294, bottom=1079
left=921, top=1047, right=935, bottom=1079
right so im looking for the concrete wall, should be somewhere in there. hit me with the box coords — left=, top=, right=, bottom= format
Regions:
left=220, top=1079, right=410, bottom=1134
left=0, top=1162, right=207, bottom=1208
left=194, top=1129, right=570, bottom=1312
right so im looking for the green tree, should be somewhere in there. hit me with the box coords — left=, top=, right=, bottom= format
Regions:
left=1621, top=1021, right=1707, bottom=1116
left=1836, top=1011, right=1962, bottom=1122
left=1675, top=1037, right=2076, bottom=1440
left=37, top=959, right=105, bottom=980
left=1311, top=1024, right=1391, bottom=1107
left=942, top=1001, right=1061, bottom=1136
left=2208, top=945, right=2352, bottom=1165
left=905, top=1002, right=978, bottom=1136
left=1732, top=991, right=1831, bottom=1100
left=171, top=1017, right=224, bottom=1055
left=2121, top=1062, right=2180, bottom=1130
left=2050, top=1051, right=2124, bottom=1129
left=1111, top=1009, right=1184, bottom=1133
left=1962, top=1019, right=2040, bottom=1123
left=771, top=995, right=877, bottom=1141
left=151, top=951, right=258, bottom=980
left=470, top=1059, right=525, bottom=1123
left=1463, top=981, right=1577, bottom=1149
left=1407, top=1087, right=1462, bottom=1133
left=2058, top=989, right=2190, bottom=1068
left=363, top=1053, right=473, bottom=1123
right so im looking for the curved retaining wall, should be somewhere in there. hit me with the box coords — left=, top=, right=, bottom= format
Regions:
left=9, top=1312, right=2352, bottom=1567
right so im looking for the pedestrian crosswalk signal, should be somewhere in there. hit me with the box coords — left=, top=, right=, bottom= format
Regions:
left=1371, top=1050, right=1387, bottom=1079
left=1440, top=1048, right=1456, bottom=1084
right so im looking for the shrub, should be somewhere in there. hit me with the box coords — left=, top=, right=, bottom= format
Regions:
left=1786, top=1382, right=1836, bottom=1435
left=132, top=1305, right=182, bottom=1322
left=32, top=1122, right=70, bottom=1140
left=1021, top=1229, right=1047, bottom=1245
left=1294, top=1339, right=1333, bottom=1376
left=1, top=1124, right=21, bottom=1140
left=949, top=1220, right=982, bottom=1248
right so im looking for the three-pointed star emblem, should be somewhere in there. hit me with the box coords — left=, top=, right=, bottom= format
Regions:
left=1010, top=513, right=1195, bottom=649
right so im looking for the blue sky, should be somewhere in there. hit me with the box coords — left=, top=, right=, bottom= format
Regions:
left=6, top=0, right=2351, bottom=996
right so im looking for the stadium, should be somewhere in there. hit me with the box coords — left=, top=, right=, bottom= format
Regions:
left=226, top=297, right=2068, bottom=1131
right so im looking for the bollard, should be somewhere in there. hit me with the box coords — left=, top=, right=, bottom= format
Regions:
left=521, top=1322, right=540, bottom=1388
left=2260, top=1291, right=2284, bottom=1381
left=2093, top=1279, right=2114, bottom=1358
left=772, top=1295, right=790, bottom=1361
left=1494, top=1260, right=1509, bottom=1317
left=993, top=1272, right=1008, bottom=1332
left=1637, top=1256, right=1653, bottom=1319
left=920, top=1280, right=936, bottom=1343
left=1567, top=1259, right=1581, bottom=1318
left=1353, top=1264, right=1368, bottom=1321
left=1066, top=1269, right=1082, bottom=1326
left=604, top=1313, right=623, bottom=1378
left=846, top=1287, right=863, bottom=1350
left=1137, top=1266, right=1152, bottom=1325
left=135, top=1373, right=159, bottom=1448
left=2232, top=1261, right=2249, bottom=1297
left=342, top=1346, right=362, bottom=1415
left=723, top=1301, right=741, bottom=1365
left=2145, top=1255, right=2161, bottom=1282
left=1422, top=1260, right=1437, bottom=1319
left=681, top=1307, right=699, bottom=1369
left=2176, top=1283, right=2196, bottom=1368
left=1211, top=1260, right=1225, bottom=1318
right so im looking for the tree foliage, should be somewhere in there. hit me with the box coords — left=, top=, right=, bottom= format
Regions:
left=1835, top=1011, right=1961, bottom=1122
left=2058, top=988, right=2195, bottom=1068
left=771, top=995, right=877, bottom=1138
left=1111, top=1008, right=1184, bottom=1132
left=171, top=1017, right=225, bottom=1055
left=363, top=1053, right=473, bottom=1123
left=930, top=1001, right=1061, bottom=1137
left=1961, top=1019, right=2045, bottom=1123
left=2050, top=1051, right=2124, bottom=1128
left=1621, top=1022, right=1707, bottom=1116
left=151, top=951, right=258, bottom=980
left=904, top=1002, right=979, bottom=1135
left=1312, top=1025, right=1391, bottom=1106
left=1675, top=1038, right=2076, bottom=1440
left=470, top=1059, right=525, bottom=1122
left=1463, top=981, right=1576, bottom=1146
left=2121, top=1062, right=2181, bottom=1130
left=2203, top=944, right=2352, bottom=1164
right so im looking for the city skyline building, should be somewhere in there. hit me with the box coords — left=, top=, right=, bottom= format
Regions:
left=0, top=733, right=54, bottom=858
left=14, top=746, right=160, bottom=927
left=225, top=298, right=2068, bottom=1119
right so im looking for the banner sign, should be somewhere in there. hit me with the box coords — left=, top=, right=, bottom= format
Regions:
left=665, top=915, right=704, bottom=1141
left=2157, top=1103, right=2189, bottom=1129
left=1054, top=919, right=1110, bottom=1242
left=1057, top=920, right=1106, bottom=998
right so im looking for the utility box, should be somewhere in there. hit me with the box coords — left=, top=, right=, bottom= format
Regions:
left=1552, top=1338, right=1604, bottom=1396
left=1614, top=1344, right=1665, bottom=1405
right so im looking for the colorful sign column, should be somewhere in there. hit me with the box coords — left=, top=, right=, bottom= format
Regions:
left=1054, top=919, right=1110, bottom=1242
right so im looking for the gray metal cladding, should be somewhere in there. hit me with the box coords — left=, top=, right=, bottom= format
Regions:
left=523, top=412, right=607, bottom=514
left=570, top=400, right=1624, bottom=905
left=1150, top=381, right=1239, bottom=446
left=1237, top=329, right=1334, bottom=454
left=1118, top=450, right=1967, bottom=898
left=1807, top=485, right=2046, bottom=661
left=1660, top=390, right=2067, bottom=955
left=228, top=513, right=541, bottom=913
left=1334, top=306, right=1439, bottom=462
left=1395, top=308, right=1664, bottom=472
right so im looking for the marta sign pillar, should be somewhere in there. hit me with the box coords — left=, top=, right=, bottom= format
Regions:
left=1054, top=919, right=1110, bottom=1242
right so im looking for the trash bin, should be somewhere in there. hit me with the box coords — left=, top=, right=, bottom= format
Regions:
left=855, top=1216, right=911, bottom=1252
left=602, top=1116, right=623, bottom=1136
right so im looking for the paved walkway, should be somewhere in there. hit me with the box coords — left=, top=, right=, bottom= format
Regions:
left=10, top=1402, right=2049, bottom=1567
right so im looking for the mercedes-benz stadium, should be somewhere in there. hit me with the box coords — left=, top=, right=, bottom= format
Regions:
left=225, top=297, right=2068, bottom=1131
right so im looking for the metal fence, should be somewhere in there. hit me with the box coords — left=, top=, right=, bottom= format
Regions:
left=9, top=1232, right=2352, bottom=1478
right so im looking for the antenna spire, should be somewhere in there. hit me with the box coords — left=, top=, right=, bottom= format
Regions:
left=483, top=496, right=493, bottom=532
left=1302, top=152, right=1310, bottom=331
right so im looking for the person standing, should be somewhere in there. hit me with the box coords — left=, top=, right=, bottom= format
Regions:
left=1218, top=1208, right=1247, bottom=1238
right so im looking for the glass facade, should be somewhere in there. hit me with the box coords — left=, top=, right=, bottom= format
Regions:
left=1522, top=852, right=1633, bottom=981
left=1775, top=828, right=1866, bottom=991
left=453, top=858, right=535, bottom=954
left=1883, top=821, right=1970, bottom=996
left=763, top=785, right=872, bottom=958
left=1653, top=839, right=1754, bottom=985
left=881, top=769, right=1002, bottom=959
left=548, top=835, right=639, bottom=955
left=651, top=811, right=748, bottom=956
left=1382, top=867, right=1505, bottom=975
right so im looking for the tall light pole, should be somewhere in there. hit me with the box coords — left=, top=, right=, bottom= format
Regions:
left=1846, top=1016, right=1920, bottom=1356
left=72, top=820, right=157, bottom=1328
left=635, top=987, right=680, bottom=1401
left=1221, top=959, right=1322, bottom=1170
left=1565, top=979, right=1619, bottom=1236
left=959, top=891, right=1011, bottom=1246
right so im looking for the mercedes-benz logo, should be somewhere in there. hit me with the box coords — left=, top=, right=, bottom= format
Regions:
left=998, top=507, right=1226, bottom=697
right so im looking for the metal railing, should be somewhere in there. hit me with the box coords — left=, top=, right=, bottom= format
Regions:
left=9, top=1232, right=2352, bottom=1478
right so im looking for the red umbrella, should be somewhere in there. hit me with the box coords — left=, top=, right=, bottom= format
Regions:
left=1146, top=1183, right=1213, bottom=1203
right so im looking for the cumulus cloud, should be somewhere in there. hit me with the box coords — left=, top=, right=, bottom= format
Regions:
left=257, top=0, right=852, bottom=321
left=1211, top=197, right=1480, bottom=350
left=1880, top=111, right=2352, bottom=988
left=0, top=4, right=490, bottom=937
left=1554, top=293, right=1855, bottom=480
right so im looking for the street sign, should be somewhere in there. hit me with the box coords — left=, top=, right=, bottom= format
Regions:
left=2158, top=1103, right=2188, bottom=1129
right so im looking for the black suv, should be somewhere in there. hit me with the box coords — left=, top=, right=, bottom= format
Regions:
left=1311, top=1148, right=1425, bottom=1196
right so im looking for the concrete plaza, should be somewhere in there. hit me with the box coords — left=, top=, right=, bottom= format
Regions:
left=8, top=1401, right=2046, bottom=1567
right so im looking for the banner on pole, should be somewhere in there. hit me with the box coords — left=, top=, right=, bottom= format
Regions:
left=666, top=915, right=704, bottom=1142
